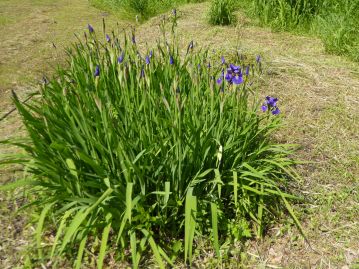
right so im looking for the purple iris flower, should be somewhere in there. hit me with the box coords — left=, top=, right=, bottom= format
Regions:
left=117, top=52, right=125, bottom=64
left=94, top=65, right=100, bottom=77
left=106, top=34, right=111, bottom=42
left=223, top=63, right=244, bottom=84
left=246, top=65, right=250, bottom=76
left=225, top=72, right=233, bottom=83
left=221, top=56, right=225, bottom=64
left=256, top=55, right=261, bottom=63
left=230, top=64, right=240, bottom=74
left=266, top=96, right=278, bottom=107
left=145, top=55, right=150, bottom=65
left=232, top=73, right=243, bottom=85
left=170, top=55, right=174, bottom=65
left=88, top=24, right=94, bottom=33
left=262, top=96, right=280, bottom=115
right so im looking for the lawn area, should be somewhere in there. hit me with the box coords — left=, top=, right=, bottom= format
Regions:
left=0, top=0, right=358, bottom=268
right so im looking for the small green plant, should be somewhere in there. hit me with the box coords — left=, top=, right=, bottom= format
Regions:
left=125, top=0, right=149, bottom=16
left=208, top=0, right=237, bottom=25
left=0, top=17, right=303, bottom=268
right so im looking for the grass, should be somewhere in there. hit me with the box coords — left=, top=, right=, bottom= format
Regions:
left=208, top=0, right=237, bottom=26
left=89, top=0, right=205, bottom=21
left=0, top=1, right=358, bottom=268
left=239, top=0, right=359, bottom=61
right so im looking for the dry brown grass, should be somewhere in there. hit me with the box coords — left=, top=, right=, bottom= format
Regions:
left=0, top=1, right=358, bottom=268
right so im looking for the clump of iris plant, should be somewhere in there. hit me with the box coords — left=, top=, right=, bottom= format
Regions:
left=5, top=16, right=301, bottom=269
left=262, top=96, right=280, bottom=115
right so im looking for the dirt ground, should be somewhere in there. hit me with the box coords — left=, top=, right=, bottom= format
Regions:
left=0, top=1, right=358, bottom=268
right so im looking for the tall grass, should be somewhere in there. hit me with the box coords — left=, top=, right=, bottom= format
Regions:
left=0, top=17, right=302, bottom=267
left=242, top=0, right=359, bottom=61
left=313, top=0, right=359, bottom=61
left=208, top=0, right=237, bottom=26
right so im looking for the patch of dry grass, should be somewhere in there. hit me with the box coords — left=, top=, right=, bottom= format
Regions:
left=0, top=1, right=358, bottom=268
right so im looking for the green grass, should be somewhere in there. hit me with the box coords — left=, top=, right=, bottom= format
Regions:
left=208, top=0, right=237, bottom=26
left=240, top=0, right=359, bottom=61
left=0, top=18, right=302, bottom=267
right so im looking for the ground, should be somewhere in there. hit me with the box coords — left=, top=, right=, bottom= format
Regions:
left=0, top=0, right=358, bottom=268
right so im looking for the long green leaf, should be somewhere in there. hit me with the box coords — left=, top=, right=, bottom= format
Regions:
left=211, top=202, right=220, bottom=259
left=36, top=202, right=54, bottom=259
left=141, top=229, right=165, bottom=269
left=60, top=188, right=113, bottom=253
left=98, top=213, right=112, bottom=269
left=74, top=235, right=88, bottom=269
left=0, top=178, right=37, bottom=191
left=184, top=187, right=197, bottom=265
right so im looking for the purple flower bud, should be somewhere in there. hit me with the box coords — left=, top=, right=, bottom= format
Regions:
left=172, top=9, right=177, bottom=16
left=197, top=63, right=201, bottom=69
left=140, top=68, right=145, bottom=78
left=272, top=107, right=280, bottom=115
left=94, top=65, right=100, bottom=77
left=117, top=52, right=125, bottom=64
left=246, top=65, right=250, bottom=76
left=146, top=55, right=150, bottom=65
left=216, top=77, right=223, bottom=85
left=42, top=76, right=49, bottom=85
left=221, top=56, right=225, bottom=64
left=188, top=40, right=194, bottom=50
left=170, top=55, right=174, bottom=65
left=132, top=34, right=136, bottom=44
left=207, top=62, right=211, bottom=68
left=261, top=104, right=268, bottom=112
left=149, top=50, right=153, bottom=58
left=256, top=55, right=261, bottom=63
left=106, top=34, right=111, bottom=42
left=88, top=24, right=94, bottom=33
